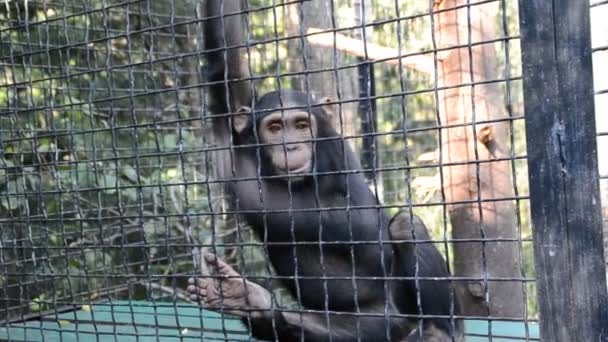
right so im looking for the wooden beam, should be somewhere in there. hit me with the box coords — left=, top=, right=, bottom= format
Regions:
left=518, top=0, right=608, bottom=340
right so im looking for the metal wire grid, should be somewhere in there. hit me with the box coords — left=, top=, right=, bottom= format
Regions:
left=2, top=0, right=603, bottom=340
left=0, top=0, right=217, bottom=327
left=591, top=1, right=608, bottom=260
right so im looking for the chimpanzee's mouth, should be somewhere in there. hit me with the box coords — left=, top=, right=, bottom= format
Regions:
left=279, top=161, right=310, bottom=175
left=289, top=164, right=309, bottom=174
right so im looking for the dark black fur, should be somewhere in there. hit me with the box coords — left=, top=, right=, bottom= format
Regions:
left=204, top=2, right=463, bottom=341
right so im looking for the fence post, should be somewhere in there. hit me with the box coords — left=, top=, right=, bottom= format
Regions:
left=518, top=0, right=608, bottom=340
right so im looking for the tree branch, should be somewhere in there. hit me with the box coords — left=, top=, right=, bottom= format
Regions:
left=306, top=28, right=435, bottom=75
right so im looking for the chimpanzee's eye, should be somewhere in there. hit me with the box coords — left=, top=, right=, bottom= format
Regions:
left=268, top=123, right=282, bottom=134
left=295, top=120, right=310, bottom=130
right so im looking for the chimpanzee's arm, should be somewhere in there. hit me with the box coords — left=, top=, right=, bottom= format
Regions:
left=205, top=0, right=253, bottom=116
left=187, top=254, right=405, bottom=342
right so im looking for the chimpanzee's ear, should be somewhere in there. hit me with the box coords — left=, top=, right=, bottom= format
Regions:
left=233, top=106, right=251, bottom=133
left=319, top=96, right=334, bottom=119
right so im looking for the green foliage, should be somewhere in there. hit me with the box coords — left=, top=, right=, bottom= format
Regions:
left=0, top=0, right=217, bottom=315
left=0, top=0, right=535, bottom=319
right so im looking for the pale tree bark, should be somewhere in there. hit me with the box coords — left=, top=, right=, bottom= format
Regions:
left=434, top=0, right=524, bottom=317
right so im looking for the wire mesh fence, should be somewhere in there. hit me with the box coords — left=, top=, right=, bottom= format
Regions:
left=0, top=0, right=605, bottom=341
left=592, top=0, right=608, bottom=261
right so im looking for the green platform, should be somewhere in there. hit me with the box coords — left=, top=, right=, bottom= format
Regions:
left=0, top=301, right=539, bottom=341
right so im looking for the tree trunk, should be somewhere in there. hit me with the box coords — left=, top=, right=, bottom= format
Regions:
left=434, top=0, right=524, bottom=317
left=354, top=0, right=380, bottom=188
left=285, top=2, right=358, bottom=137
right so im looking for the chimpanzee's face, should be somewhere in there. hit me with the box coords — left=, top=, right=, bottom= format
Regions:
left=258, top=110, right=316, bottom=177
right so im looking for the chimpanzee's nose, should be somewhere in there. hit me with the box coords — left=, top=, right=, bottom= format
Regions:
left=286, top=144, right=299, bottom=151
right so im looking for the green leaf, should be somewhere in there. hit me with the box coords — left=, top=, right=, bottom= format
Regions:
left=37, top=138, right=53, bottom=153
left=163, top=134, right=178, bottom=148
left=121, top=164, right=139, bottom=183
left=101, top=174, right=118, bottom=194
left=70, top=258, right=81, bottom=269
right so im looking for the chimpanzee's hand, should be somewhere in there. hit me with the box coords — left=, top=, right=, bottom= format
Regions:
left=187, top=253, right=272, bottom=319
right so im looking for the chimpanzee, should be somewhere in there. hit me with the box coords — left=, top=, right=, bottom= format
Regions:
left=187, top=1, right=463, bottom=341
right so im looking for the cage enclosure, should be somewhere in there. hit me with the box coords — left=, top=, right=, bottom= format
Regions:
left=0, top=0, right=606, bottom=341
